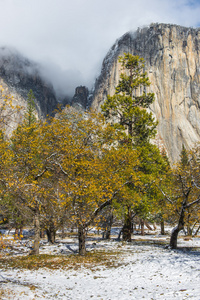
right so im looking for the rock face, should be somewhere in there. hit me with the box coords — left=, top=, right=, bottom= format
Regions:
left=0, top=47, right=58, bottom=134
left=91, top=23, right=200, bottom=162
left=71, top=86, right=89, bottom=109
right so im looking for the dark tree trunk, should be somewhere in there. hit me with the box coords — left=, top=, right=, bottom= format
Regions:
left=117, top=227, right=123, bottom=241
left=140, top=219, right=145, bottom=236
left=161, top=219, right=165, bottom=235
left=170, top=206, right=185, bottom=249
left=78, top=225, right=86, bottom=255
left=122, top=207, right=132, bottom=242
left=103, top=212, right=113, bottom=240
left=46, top=221, right=56, bottom=244
left=31, top=209, right=40, bottom=255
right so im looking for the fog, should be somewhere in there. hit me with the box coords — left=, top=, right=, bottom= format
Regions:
left=0, top=0, right=200, bottom=97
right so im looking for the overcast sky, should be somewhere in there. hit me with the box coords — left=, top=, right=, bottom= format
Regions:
left=0, top=0, right=200, bottom=96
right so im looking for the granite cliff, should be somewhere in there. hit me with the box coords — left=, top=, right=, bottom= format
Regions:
left=91, top=23, right=200, bottom=162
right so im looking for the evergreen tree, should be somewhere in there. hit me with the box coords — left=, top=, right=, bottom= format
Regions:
left=101, top=53, right=164, bottom=241
left=24, top=89, right=37, bottom=126
left=180, top=144, right=189, bottom=167
left=101, top=53, right=158, bottom=147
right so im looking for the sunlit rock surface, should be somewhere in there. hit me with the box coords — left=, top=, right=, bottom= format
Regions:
left=91, top=23, right=200, bottom=162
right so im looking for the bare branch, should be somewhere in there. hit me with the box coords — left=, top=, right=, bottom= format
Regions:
left=85, top=177, right=133, bottom=227
left=186, top=197, right=200, bottom=209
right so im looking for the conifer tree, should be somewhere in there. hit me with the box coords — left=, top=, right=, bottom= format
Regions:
left=101, top=53, right=163, bottom=241
left=180, top=144, right=189, bottom=167
left=101, top=53, right=158, bottom=147
left=24, top=89, right=37, bottom=126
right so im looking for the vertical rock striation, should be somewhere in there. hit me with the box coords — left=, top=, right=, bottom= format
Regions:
left=91, top=23, right=200, bottom=162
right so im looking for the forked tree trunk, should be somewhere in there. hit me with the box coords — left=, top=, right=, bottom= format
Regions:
left=122, top=207, right=132, bottom=242
left=31, top=209, right=40, bottom=255
left=78, top=225, right=86, bottom=255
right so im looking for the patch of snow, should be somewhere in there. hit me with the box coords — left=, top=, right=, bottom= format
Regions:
left=1, top=226, right=200, bottom=299
left=1, top=242, right=200, bottom=299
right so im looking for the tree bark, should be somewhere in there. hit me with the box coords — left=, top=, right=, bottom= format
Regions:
left=31, top=209, right=40, bottom=255
left=170, top=206, right=185, bottom=249
left=144, top=221, right=153, bottom=231
left=140, top=219, right=145, bottom=236
left=78, top=225, right=86, bottom=255
left=161, top=219, right=165, bottom=235
left=103, top=212, right=113, bottom=240
left=122, top=206, right=132, bottom=242
left=46, top=221, right=56, bottom=244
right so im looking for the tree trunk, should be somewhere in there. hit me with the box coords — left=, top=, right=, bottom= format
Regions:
left=78, top=225, right=86, bottom=255
left=144, top=221, right=153, bottom=231
left=170, top=206, right=185, bottom=249
left=140, top=219, right=145, bottom=236
left=46, top=221, right=56, bottom=244
left=104, top=212, right=113, bottom=240
left=170, top=226, right=181, bottom=249
left=161, top=219, right=165, bottom=235
left=31, top=209, right=40, bottom=255
left=117, top=227, right=123, bottom=241
left=122, top=207, right=132, bottom=242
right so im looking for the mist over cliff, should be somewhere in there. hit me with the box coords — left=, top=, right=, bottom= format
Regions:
left=0, top=47, right=60, bottom=135
left=1, top=23, right=200, bottom=162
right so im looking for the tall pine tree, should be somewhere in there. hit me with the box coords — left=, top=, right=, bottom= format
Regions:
left=101, top=53, right=162, bottom=241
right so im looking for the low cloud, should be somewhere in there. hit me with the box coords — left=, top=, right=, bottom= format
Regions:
left=0, top=0, right=199, bottom=97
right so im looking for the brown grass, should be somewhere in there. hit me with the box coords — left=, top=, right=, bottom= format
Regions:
left=0, top=250, right=124, bottom=271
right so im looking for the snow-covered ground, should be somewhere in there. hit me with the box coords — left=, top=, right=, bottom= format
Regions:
left=1, top=228, right=200, bottom=299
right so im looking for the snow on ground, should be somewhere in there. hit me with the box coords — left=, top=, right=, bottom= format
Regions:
left=1, top=228, right=200, bottom=299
